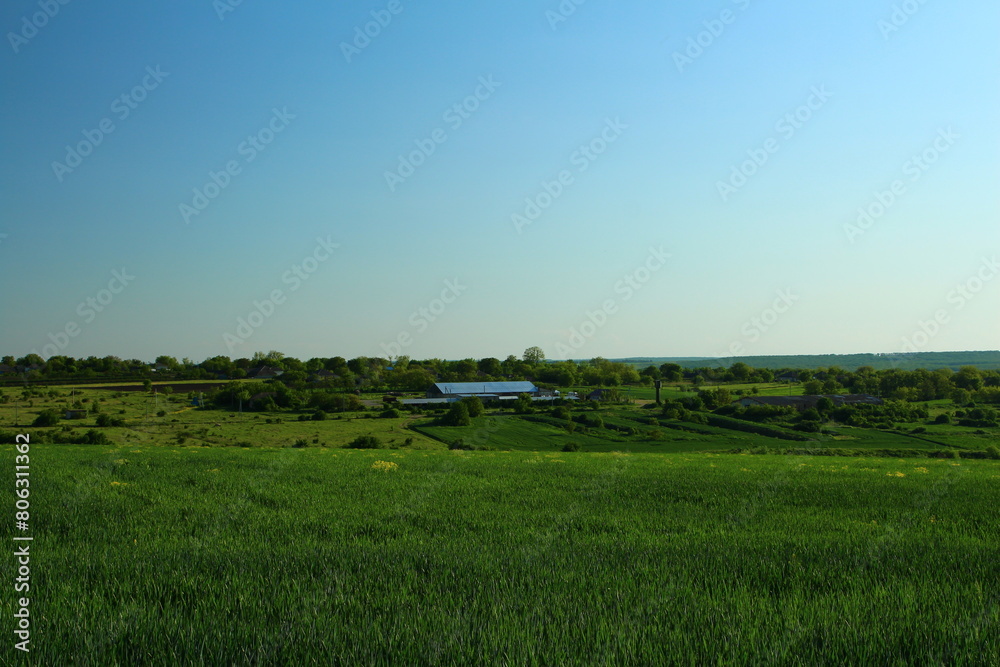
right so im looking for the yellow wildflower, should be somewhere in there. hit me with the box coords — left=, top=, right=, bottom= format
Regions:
left=371, top=460, right=399, bottom=472
left=887, top=472, right=905, bottom=477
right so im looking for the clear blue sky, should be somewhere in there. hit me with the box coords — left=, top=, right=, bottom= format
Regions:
left=2, top=0, right=998, bottom=362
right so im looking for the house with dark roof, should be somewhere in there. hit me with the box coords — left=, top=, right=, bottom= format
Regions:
left=246, top=366, right=284, bottom=380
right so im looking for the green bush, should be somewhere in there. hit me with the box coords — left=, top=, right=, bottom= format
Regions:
left=312, top=410, right=328, bottom=421
left=348, top=435, right=382, bottom=449
left=96, top=414, right=125, bottom=428
left=32, top=410, right=60, bottom=427
left=561, top=442, right=580, bottom=452
left=795, top=420, right=821, bottom=433
left=449, top=438, right=489, bottom=451
left=379, top=408, right=403, bottom=419
left=82, top=429, right=111, bottom=445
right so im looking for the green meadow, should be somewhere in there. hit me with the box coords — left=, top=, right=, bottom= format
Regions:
left=5, top=445, right=998, bottom=664
left=3, top=382, right=999, bottom=663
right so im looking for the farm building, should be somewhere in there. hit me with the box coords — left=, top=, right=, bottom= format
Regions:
left=426, top=381, right=541, bottom=399
left=735, top=394, right=883, bottom=411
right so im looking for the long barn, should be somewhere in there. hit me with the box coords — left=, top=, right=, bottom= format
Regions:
left=426, top=381, right=539, bottom=399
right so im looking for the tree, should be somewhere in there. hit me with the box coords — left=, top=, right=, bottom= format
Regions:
left=523, top=346, right=546, bottom=365
left=729, top=362, right=752, bottom=383
left=32, top=410, right=60, bottom=427
left=951, top=389, right=972, bottom=406
left=698, top=387, right=732, bottom=410
left=17, top=354, right=44, bottom=368
left=803, top=380, right=823, bottom=395
left=954, top=366, right=984, bottom=391
left=821, top=379, right=841, bottom=394
left=514, top=393, right=534, bottom=414
left=461, top=396, right=484, bottom=418
left=454, top=358, right=478, bottom=381
left=442, top=401, right=471, bottom=426
left=478, top=357, right=503, bottom=378
left=155, top=355, right=179, bottom=370
left=659, top=363, right=683, bottom=382
left=279, top=371, right=308, bottom=387
left=816, top=397, right=835, bottom=414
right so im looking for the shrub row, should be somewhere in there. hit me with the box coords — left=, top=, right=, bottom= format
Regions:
left=705, top=414, right=811, bottom=441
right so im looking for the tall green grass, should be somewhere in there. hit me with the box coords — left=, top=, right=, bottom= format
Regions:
left=4, top=446, right=997, bottom=664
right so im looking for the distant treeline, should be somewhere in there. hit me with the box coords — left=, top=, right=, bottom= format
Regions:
left=2, top=350, right=999, bottom=403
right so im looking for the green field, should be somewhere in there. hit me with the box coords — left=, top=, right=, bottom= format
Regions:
left=3, top=384, right=997, bottom=454
left=6, top=445, right=998, bottom=663
left=3, top=382, right=999, bottom=662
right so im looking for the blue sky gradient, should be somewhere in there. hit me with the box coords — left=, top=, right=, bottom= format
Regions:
left=2, top=0, right=998, bottom=362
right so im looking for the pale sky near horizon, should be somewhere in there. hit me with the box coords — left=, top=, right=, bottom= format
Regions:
left=1, top=1, right=998, bottom=363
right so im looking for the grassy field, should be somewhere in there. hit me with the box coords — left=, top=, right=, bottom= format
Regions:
left=2, top=383, right=997, bottom=454
left=5, top=445, right=998, bottom=664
